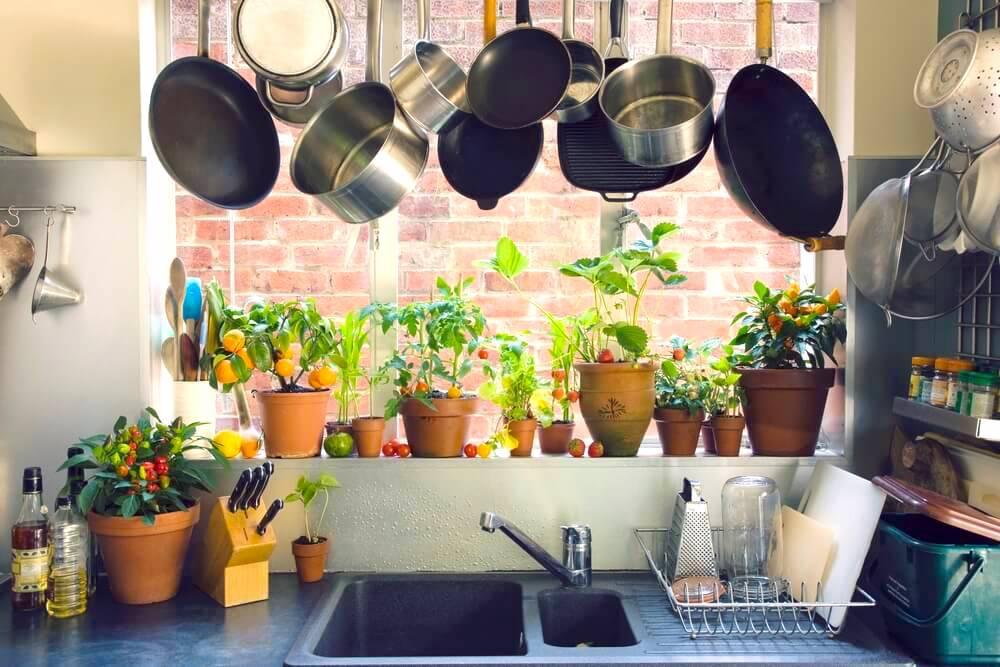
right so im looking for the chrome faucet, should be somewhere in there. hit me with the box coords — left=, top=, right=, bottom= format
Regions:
left=480, top=512, right=592, bottom=587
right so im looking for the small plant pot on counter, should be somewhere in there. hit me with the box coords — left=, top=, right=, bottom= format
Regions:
left=400, top=397, right=479, bottom=457
left=351, top=417, right=385, bottom=457
left=710, top=415, right=745, bottom=457
left=576, top=362, right=655, bottom=457
left=257, top=389, right=329, bottom=458
left=506, top=418, right=537, bottom=457
left=88, top=504, right=200, bottom=605
left=700, top=421, right=716, bottom=454
left=325, top=421, right=354, bottom=438
left=654, top=408, right=704, bottom=456
left=292, top=537, right=329, bottom=584
left=740, top=368, right=834, bottom=456
left=538, top=421, right=575, bottom=455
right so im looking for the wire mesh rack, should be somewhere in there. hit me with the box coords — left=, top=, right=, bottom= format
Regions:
left=957, top=252, right=1000, bottom=364
left=634, top=528, right=876, bottom=639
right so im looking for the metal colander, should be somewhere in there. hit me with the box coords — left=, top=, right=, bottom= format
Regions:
left=846, top=177, right=908, bottom=309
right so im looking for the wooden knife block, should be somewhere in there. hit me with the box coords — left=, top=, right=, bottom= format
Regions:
left=194, top=496, right=276, bottom=608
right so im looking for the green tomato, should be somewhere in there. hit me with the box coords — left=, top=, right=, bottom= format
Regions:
left=323, top=432, right=354, bottom=458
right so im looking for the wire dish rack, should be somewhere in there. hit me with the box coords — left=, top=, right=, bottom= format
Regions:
left=635, top=528, right=876, bottom=639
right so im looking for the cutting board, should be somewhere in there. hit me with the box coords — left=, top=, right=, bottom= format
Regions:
left=780, top=506, right=834, bottom=603
left=798, top=463, right=886, bottom=628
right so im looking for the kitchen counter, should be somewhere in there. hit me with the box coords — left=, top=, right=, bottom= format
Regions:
left=0, top=574, right=914, bottom=666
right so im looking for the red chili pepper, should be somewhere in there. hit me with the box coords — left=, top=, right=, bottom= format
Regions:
left=125, top=454, right=136, bottom=466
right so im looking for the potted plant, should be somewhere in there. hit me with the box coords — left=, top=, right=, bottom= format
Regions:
left=382, top=277, right=487, bottom=457
left=538, top=315, right=586, bottom=454
left=284, top=473, right=340, bottom=583
left=730, top=281, right=846, bottom=456
left=211, top=298, right=339, bottom=458
left=479, top=335, right=550, bottom=456
left=58, top=408, right=225, bottom=604
left=344, top=304, right=394, bottom=457
left=708, top=346, right=745, bottom=457
left=654, top=337, right=714, bottom=456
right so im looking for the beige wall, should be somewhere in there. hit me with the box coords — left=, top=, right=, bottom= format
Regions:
left=0, top=3, right=141, bottom=156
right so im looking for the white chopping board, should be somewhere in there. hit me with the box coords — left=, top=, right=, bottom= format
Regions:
left=780, top=506, right=834, bottom=603
left=798, top=463, right=886, bottom=628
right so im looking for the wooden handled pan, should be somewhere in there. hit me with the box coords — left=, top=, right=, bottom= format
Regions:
left=714, top=0, right=844, bottom=252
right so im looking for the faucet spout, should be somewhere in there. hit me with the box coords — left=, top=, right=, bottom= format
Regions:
left=479, top=512, right=591, bottom=587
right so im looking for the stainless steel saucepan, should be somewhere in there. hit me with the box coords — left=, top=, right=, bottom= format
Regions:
left=598, top=0, right=715, bottom=167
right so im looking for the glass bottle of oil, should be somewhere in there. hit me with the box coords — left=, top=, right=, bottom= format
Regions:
left=46, top=496, right=87, bottom=618
left=11, top=467, right=49, bottom=611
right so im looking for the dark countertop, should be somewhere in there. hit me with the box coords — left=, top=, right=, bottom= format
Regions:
left=1, top=574, right=915, bottom=667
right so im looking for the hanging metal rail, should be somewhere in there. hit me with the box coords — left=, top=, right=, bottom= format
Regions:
left=2, top=205, right=76, bottom=227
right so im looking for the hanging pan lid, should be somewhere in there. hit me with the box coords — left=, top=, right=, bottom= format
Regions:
left=873, top=475, right=1000, bottom=541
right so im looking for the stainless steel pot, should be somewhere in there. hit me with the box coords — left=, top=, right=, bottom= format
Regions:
left=255, top=71, right=343, bottom=128
left=289, top=0, right=428, bottom=224
left=234, top=0, right=348, bottom=103
left=388, top=0, right=469, bottom=134
left=598, top=0, right=715, bottom=167
left=554, top=0, right=604, bottom=124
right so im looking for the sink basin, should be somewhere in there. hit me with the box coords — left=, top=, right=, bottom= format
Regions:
left=537, top=588, right=637, bottom=648
left=312, top=578, right=525, bottom=658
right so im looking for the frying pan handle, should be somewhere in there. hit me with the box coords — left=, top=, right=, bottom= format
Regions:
left=800, top=236, right=845, bottom=252
left=485, top=0, right=497, bottom=43
left=365, top=0, right=384, bottom=83
left=197, top=0, right=210, bottom=58
left=516, top=0, right=532, bottom=27
left=756, top=0, right=773, bottom=63
left=562, top=0, right=575, bottom=40
left=605, top=0, right=628, bottom=60
left=655, top=0, right=672, bottom=55
left=601, top=192, right=638, bottom=203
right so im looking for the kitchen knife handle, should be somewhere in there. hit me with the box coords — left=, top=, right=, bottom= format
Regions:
left=227, top=469, right=252, bottom=513
left=241, top=467, right=264, bottom=511
left=256, top=499, right=283, bottom=536
left=250, top=461, right=274, bottom=509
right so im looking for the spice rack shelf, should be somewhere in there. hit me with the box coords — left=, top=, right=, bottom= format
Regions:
left=893, top=397, right=1000, bottom=442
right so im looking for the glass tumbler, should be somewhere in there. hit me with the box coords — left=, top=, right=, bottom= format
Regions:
left=721, top=475, right=784, bottom=601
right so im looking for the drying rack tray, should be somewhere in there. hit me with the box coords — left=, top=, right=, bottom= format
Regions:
left=635, top=528, right=876, bottom=639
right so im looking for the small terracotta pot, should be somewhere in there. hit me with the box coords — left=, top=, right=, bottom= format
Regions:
left=351, top=417, right=385, bottom=457
left=400, top=397, right=479, bottom=457
left=654, top=407, right=704, bottom=456
left=740, top=368, right=835, bottom=456
left=257, top=389, right=329, bottom=458
left=325, top=421, right=354, bottom=438
left=575, top=362, right=655, bottom=457
left=711, top=415, right=745, bottom=457
left=506, top=418, right=537, bottom=457
left=292, top=537, right=329, bottom=584
left=700, top=420, right=716, bottom=454
left=538, top=421, right=575, bottom=455
left=88, top=504, right=200, bottom=605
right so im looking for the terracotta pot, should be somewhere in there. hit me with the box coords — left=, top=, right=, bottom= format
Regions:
left=538, top=421, right=575, bottom=455
left=325, top=421, right=354, bottom=438
left=701, top=420, right=716, bottom=454
left=711, top=415, right=745, bottom=457
left=88, top=503, right=200, bottom=605
left=257, top=389, right=329, bottom=458
left=654, top=407, right=704, bottom=456
left=351, top=417, right=385, bottom=457
left=400, top=397, right=478, bottom=457
left=292, top=537, right=329, bottom=584
left=575, top=362, right=655, bottom=457
left=740, top=368, right=835, bottom=456
left=506, top=418, right=537, bottom=457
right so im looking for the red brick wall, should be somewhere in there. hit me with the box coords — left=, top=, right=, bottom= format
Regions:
left=170, top=0, right=815, bottom=436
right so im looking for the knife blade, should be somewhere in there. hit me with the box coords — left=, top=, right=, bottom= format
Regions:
left=250, top=461, right=275, bottom=509
left=240, top=466, right=264, bottom=512
left=227, top=469, right=252, bottom=514
left=256, top=499, right=283, bottom=536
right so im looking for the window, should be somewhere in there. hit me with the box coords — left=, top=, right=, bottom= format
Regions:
left=169, top=0, right=818, bottom=438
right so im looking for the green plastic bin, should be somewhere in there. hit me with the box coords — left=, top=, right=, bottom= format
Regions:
left=871, top=513, right=999, bottom=664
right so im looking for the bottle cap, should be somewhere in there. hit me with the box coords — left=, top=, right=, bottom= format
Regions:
left=934, top=358, right=952, bottom=371
left=22, top=466, right=42, bottom=493
left=912, top=356, right=935, bottom=366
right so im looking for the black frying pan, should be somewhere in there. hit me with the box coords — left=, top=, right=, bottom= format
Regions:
left=714, top=0, right=842, bottom=245
left=467, top=0, right=571, bottom=130
left=149, top=0, right=279, bottom=210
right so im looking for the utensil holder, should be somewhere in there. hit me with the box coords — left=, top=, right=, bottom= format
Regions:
left=194, top=496, right=276, bottom=608
left=173, top=380, right=217, bottom=447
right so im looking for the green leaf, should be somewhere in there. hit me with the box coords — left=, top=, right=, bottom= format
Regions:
left=57, top=452, right=95, bottom=471
left=650, top=221, right=680, bottom=246
left=754, top=280, right=769, bottom=301
left=248, top=339, right=272, bottom=371
left=79, top=479, right=100, bottom=515
left=121, top=494, right=140, bottom=518
left=615, top=325, right=648, bottom=355
left=318, top=473, right=340, bottom=489
left=488, top=237, right=528, bottom=280
left=113, top=416, right=127, bottom=432
left=145, top=407, right=161, bottom=422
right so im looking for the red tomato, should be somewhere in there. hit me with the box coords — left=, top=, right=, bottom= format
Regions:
left=552, top=369, right=566, bottom=382
left=552, top=387, right=566, bottom=401
left=588, top=441, right=605, bottom=458
left=396, top=444, right=412, bottom=458
left=568, top=390, right=579, bottom=403
left=463, top=443, right=478, bottom=458
left=568, top=438, right=586, bottom=458
left=382, top=443, right=398, bottom=457
left=597, top=349, right=615, bottom=363
left=672, top=348, right=685, bottom=361
left=477, top=349, right=489, bottom=359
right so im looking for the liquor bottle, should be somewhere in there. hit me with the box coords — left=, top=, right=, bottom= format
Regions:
left=46, top=496, right=88, bottom=618
left=65, top=446, right=85, bottom=491
left=11, top=467, right=49, bottom=611
left=68, top=479, right=97, bottom=597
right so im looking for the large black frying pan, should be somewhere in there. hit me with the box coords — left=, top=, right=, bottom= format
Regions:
left=149, top=0, right=279, bottom=210
left=438, top=0, right=543, bottom=210
left=467, top=0, right=571, bottom=129
left=714, top=0, right=843, bottom=249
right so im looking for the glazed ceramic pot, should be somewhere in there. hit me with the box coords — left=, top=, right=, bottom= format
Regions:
left=575, top=362, right=655, bottom=457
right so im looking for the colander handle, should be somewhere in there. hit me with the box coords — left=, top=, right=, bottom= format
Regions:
left=876, top=552, right=985, bottom=627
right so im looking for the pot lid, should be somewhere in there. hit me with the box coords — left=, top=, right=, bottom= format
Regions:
left=0, top=91, right=36, bottom=156
left=237, top=0, right=337, bottom=78
left=873, top=475, right=1000, bottom=541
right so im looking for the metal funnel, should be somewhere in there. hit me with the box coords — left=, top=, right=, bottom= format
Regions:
left=31, top=266, right=82, bottom=319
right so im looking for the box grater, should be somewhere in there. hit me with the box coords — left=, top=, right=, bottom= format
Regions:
left=664, top=478, right=718, bottom=581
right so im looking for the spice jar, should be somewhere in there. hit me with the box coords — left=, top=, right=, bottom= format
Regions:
left=964, top=372, right=995, bottom=418
left=948, top=360, right=974, bottom=411
left=929, top=358, right=952, bottom=408
left=909, top=356, right=935, bottom=400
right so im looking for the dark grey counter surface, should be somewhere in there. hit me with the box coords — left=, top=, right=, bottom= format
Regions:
left=1, top=574, right=914, bottom=666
